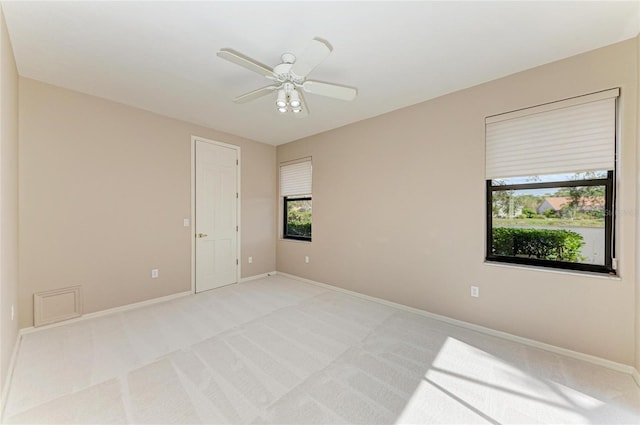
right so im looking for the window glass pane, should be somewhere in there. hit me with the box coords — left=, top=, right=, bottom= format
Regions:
left=285, top=199, right=312, bottom=239
left=491, top=184, right=606, bottom=266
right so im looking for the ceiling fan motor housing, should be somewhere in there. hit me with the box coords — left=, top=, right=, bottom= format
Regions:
left=281, top=53, right=296, bottom=64
left=273, top=62, right=304, bottom=86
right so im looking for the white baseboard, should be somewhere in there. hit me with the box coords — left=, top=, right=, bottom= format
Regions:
left=20, top=290, right=192, bottom=335
left=1, top=332, right=21, bottom=419
left=239, top=271, right=277, bottom=283
left=277, top=272, right=638, bottom=380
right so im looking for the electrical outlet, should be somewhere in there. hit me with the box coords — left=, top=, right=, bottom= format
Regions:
left=305, top=256, right=310, bottom=264
left=248, top=256, right=253, bottom=264
left=151, top=269, right=159, bottom=278
left=471, top=286, right=479, bottom=298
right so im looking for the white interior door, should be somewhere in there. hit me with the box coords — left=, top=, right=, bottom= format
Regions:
left=195, top=140, right=238, bottom=292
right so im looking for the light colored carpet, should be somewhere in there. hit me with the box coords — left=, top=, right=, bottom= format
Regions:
left=3, top=275, right=640, bottom=424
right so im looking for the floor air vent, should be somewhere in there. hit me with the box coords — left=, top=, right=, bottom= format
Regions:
left=33, top=286, right=82, bottom=327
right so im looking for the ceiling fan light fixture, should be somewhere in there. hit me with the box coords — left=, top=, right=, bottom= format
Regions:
left=275, top=89, right=287, bottom=108
left=289, top=89, right=301, bottom=108
left=278, top=107, right=288, bottom=113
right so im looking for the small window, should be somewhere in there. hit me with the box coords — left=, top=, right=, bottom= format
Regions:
left=280, top=159, right=312, bottom=241
left=485, top=89, right=618, bottom=274
left=284, top=196, right=312, bottom=241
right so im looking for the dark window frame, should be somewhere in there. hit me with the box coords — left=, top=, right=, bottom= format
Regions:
left=486, top=170, right=615, bottom=275
left=283, top=196, right=312, bottom=242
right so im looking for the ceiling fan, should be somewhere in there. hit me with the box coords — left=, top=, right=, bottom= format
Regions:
left=217, top=37, right=357, bottom=117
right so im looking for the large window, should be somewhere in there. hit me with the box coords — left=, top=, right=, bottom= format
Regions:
left=487, top=172, right=614, bottom=273
left=485, top=89, right=618, bottom=274
left=280, top=158, right=312, bottom=241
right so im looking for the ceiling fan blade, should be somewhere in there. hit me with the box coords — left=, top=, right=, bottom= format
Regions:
left=294, top=90, right=309, bottom=118
left=217, top=48, right=274, bottom=77
left=233, top=85, right=279, bottom=104
left=302, top=80, right=357, bottom=101
left=290, top=37, right=333, bottom=78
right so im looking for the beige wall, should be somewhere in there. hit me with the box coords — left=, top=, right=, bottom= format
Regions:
left=19, top=78, right=276, bottom=328
left=0, top=5, right=19, bottom=398
left=277, top=38, right=638, bottom=365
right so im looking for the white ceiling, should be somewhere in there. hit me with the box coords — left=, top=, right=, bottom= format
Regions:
left=2, top=1, right=639, bottom=145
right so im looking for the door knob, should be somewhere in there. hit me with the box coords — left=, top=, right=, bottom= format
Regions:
left=196, top=233, right=208, bottom=238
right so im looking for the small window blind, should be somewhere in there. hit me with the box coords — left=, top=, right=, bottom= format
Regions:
left=280, top=158, right=312, bottom=197
left=485, top=88, right=619, bottom=179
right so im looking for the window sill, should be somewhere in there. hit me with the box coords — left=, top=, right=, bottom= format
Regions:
left=483, top=260, right=621, bottom=281
left=280, top=238, right=312, bottom=244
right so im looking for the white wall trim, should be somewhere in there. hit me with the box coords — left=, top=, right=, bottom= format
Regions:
left=277, top=272, right=638, bottom=379
left=239, top=271, right=277, bottom=283
left=19, top=290, right=192, bottom=335
left=190, top=136, right=196, bottom=294
left=1, top=333, right=21, bottom=418
left=191, top=135, right=242, bottom=293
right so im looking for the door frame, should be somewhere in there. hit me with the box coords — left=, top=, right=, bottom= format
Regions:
left=190, top=135, right=241, bottom=293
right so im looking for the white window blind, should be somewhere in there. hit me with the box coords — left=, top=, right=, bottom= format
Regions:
left=485, top=88, right=619, bottom=179
left=280, top=158, right=312, bottom=197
